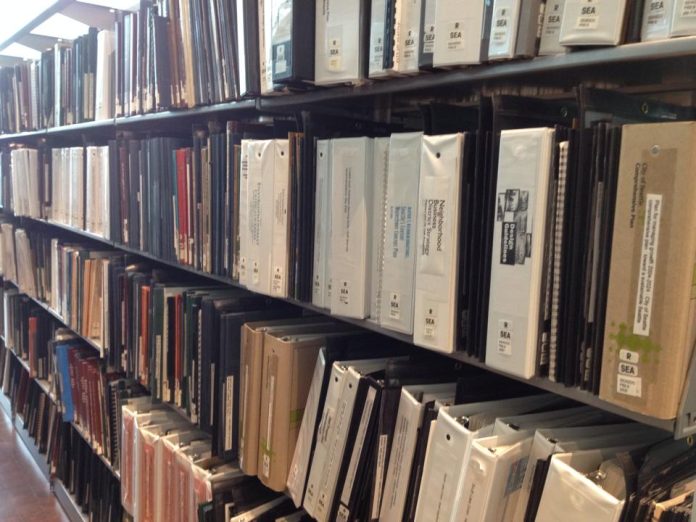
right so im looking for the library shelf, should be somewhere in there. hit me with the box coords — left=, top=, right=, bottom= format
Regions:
left=53, top=478, right=89, bottom=522
left=10, top=216, right=691, bottom=439
left=13, top=411, right=51, bottom=481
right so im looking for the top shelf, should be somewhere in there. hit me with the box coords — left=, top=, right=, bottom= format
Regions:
left=3, top=37, right=696, bottom=142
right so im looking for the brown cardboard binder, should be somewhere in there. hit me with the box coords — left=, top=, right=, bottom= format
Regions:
left=238, top=316, right=336, bottom=476
left=257, top=331, right=335, bottom=491
left=600, top=121, right=696, bottom=420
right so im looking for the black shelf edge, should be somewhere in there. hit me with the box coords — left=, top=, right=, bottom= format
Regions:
left=0, top=38, right=695, bottom=142
left=14, top=216, right=679, bottom=435
left=53, top=478, right=88, bottom=522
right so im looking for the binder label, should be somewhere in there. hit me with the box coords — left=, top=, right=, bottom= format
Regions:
left=372, top=434, right=388, bottom=519
left=491, top=8, right=512, bottom=53
left=423, top=23, right=436, bottom=54
left=224, top=375, right=234, bottom=451
left=544, top=2, right=564, bottom=35
left=389, top=292, right=401, bottom=320
left=498, top=319, right=513, bottom=356
left=619, top=348, right=640, bottom=364
left=404, top=27, right=418, bottom=60
left=681, top=0, right=696, bottom=16
left=272, top=266, right=284, bottom=295
left=617, top=374, right=642, bottom=397
left=370, top=22, right=385, bottom=70
left=327, top=27, right=343, bottom=71
left=575, top=1, right=599, bottom=29
left=339, top=280, right=351, bottom=306
left=336, top=505, right=350, bottom=522
left=274, top=44, right=288, bottom=75
left=446, top=21, right=465, bottom=50
left=424, top=306, right=438, bottom=337
left=633, top=194, right=662, bottom=336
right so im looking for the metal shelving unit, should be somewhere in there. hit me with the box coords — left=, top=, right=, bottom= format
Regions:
left=12, top=215, right=696, bottom=438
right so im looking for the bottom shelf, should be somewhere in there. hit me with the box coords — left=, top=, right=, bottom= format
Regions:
left=53, top=478, right=88, bottom=522
left=13, top=413, right=50, bottom=481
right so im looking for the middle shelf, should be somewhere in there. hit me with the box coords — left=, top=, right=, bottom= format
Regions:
left=4, top=215, right=682, bottom=436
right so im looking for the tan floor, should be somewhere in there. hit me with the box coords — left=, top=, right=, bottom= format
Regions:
left=0, top=407, right=69, bottom=522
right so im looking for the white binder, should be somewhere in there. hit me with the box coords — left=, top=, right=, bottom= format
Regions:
left=245, top=140, right=275, bottom=295
left=433, top=0, right=486, bottom=66
left=370, top=137, right=390, bottom=322
left=539, top=0, right=568, bottom=55
left=271, top=139, right=291, bottom=297
left=368, top=0, right=389, bottom=78
left=303, top=362, right=349, bottom=517
left=390, top=0, right=423, bottom=74
left=70, top=146, right=85, bottom=230
left=457, top=431, right=534, bottom=522
left=559, top=0, right=629, bottom=46
left=641, top=0, right=674, bottom=40
left=487, top=0, right=522, bottom=60
left=512, top=424, right=666, bottom=522
left=259, top=0, right=275, bottom=93
left=238, top=140, right=253, bottom=287
left=312, top=140, right=331, bottom=308
left=304, top=358, right=396, bottom=518
left=485, top=128, right=555, bottom=378
left=330, top=137, right=374, bottom=319
left=379, top=382, right=457, bottom=522
left=315, top=0, right=367, bottom=85
left=95, top=29, right=114, bottom=120
left=380, top=132, right=423, bottom=334
left=413, top=133, right=465, bottom=353
left=670, top=0, right=696, bottom=36
left=535, top=448, right=635, bottom=522
left=422, top=394, right=565, bottom=522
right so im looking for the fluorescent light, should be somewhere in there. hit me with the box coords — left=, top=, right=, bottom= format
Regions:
left=0, top=43, right=41, bottom=61
left=0, top=1, right=54, bottom=46
left=77, top=0, right=140, bottom=10
left=31, top=13, right=90, bottom=40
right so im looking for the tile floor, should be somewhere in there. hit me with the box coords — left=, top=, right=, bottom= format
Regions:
left=0, top=406, right=70, bottom=522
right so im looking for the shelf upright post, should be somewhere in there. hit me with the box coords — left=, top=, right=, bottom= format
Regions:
left=675, top=341, right=696, bottom=439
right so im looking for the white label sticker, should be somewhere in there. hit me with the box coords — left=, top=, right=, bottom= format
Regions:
left=424, top=306, right=437, bottom=338
left=423, top=23, right=436, bottom=53
left=336, top=505, right=349, bottom=522
left=447, top=20, right=465, bottom=50
left=498, top=319, right=513, bottom=356
left=389, top=292, right=401, bottom=320
left=633, top=194, right=662, bottom=336
left=576, top=1, right=599, bottom=29
left=272, top=266, right=284, bottom=294
left=372, top=434, right=388, bottom=519
left=617, top=375, right=642, bottom=397
left=275, top=44, right=287, bottom=74
left=370, top=22, right=385, bottom=71
left=339, top=280, right=350, bottom=306
left=544, top=2, right=564, bottom=34
left=328, top=37, right=342, bottom=71
left=618, top=362, right=639, bottom=377
left=224, top=376, right=234, bottom=451
left=252, top=259, right=260, bottom=285
left=620, top=349, right=640, bottom=364
left=403, top=26, right=418, bottom=59
left=239, top=256, right=247, bottom=280
left=681, top=0, right=696, bottom=16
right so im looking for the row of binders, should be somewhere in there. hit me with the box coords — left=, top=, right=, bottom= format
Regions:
left=278, top=346, right=696, bottom=522
left=0, top=343, right=123, bottom=520
left=3, top=89, right=696, bottom=422
left=121, top=397, right=311, bottom=522
left=3, top=252, right=696, bottom=521
left=3, top=0, right=696, bottom=133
